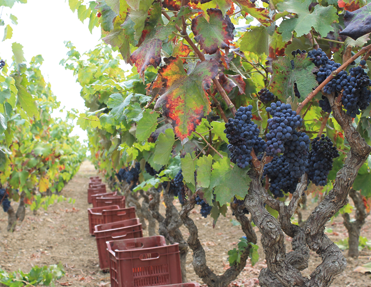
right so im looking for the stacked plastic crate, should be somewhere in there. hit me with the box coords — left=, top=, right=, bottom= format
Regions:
left=87, top=177, right=199, bottom=287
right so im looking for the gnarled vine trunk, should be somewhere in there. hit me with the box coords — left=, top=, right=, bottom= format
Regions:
left=342, top=189, right=370, bottom=258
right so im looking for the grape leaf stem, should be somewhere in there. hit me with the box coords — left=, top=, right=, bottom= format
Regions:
left=296, top=43, right=371, bottom=115
left=318, top=114, right=330, bottom=137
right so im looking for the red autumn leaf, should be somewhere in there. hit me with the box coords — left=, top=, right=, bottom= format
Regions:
left=154, top=57, right=218, bottom=139
left=338, top=0, right=360, bottom=11
left=163, top=0, right=183, bottom=10
left=172, top=42, right=192, bottom=62
left=218, top=73, right=246, bottom=95
left=191, top=8, right=235, bottom=54
left=232, top=0, right=271, bottom=26
left=130, top=25, right=176, bottom=78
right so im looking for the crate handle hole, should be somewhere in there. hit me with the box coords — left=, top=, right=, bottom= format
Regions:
left=139, top=252, right=160, bottom=261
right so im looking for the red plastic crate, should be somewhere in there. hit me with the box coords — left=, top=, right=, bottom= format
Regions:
left=95, top=196, right=126, bottom=209
left=89, top=182, right=105, bottom=188
left=106, top=236, right=182, bottom=287
left=144, top=284, right=200, bottom=287
left=88, top=206, right=136, bottom=235
left=94, top=218, right=143, bottom=270
left=90, top=176, right=100, bottom=180
left=88, top=187, right=107, bottom=204
left=91, top=192, right=117, bottom=207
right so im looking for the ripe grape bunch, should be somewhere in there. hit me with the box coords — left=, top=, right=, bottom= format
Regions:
left=145, top=162, right=163, bottom=176
left=265, top=101, right=303, bottom=155
left=308, top=49, right=371, bottom=117
left=162, top=169, right=185, bottom=204
left=258, top=88, right=275, bottom=104
left=224, top=105, right=266, bottom=168
left=0, top=60, right=5, bottom=70
left=0, top=188, right=10, bottom=212
left=116, top=163, right=141, bottom=190
left=307, top=135, right=339, bottom=186
left=195, top=195, right=213, bottom=218
left=264, top=131, right=310, bottom=197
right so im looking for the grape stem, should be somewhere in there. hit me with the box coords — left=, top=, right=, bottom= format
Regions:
left=209, top=92, right=228, bottom=122
left=318, top=114, right=330, bottom=137
left=195, top=131, right=226, bottom=160
left=296, top=43, right=371, bottom=115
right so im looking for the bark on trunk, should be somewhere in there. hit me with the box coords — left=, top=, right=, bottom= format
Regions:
left=16, top=191, right=26, bottom=223
left=7, top=205, right=17, bottom=232
left=342, top=189, right=370, bottom=258
left=139, top=190, right=157, bottom=236
left=178, top=191, right=257, bottom=287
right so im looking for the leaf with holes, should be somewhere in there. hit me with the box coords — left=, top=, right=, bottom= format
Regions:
left=278, top=0, right=338, bottom=41
left=191, top=8, right=234, bottom=55
left=219, top=74, right=246, bottom=95
left=232, top=0, right=271, bottom=26
left=340, top=3, right=371, bottom=40
left=269, top=55, right=317, bottom=108
left=130, top=24, right=176, bottom=78
left=154, top=57, right=219, bottom=139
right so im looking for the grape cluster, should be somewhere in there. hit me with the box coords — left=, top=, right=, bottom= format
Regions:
left=265, top=102, right=303, bottom=155
left=307, top=135, right=339, bottom=186
left=258, top=88, right=275, bottom=104
left=195, top=195, right=213, bottom=218
left=341, top=66, right=371, bottom=118
left=0, top=60, right=5, bottom=70
left=145, top=162, right=163, bottom=176
left=319, top=96, right=332, bottom=113
left=308, top=49, right=371, bottom=117
left=224, top=106, right=266, bottom=168
left=307, top=49, right=329, bottom=67
left=116, top=163, right=141, bottom=190
left=0, top=188, right=10, bottom=212
left=264, top=131, right=310, bottom=197
left=162, top=169, right=185, bottom=204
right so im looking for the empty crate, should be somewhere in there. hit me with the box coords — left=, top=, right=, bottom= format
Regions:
left=91, top=192, right=117, bottom=207
left=106, top=236, right=182, bottom=287
left=89, top=182, right=105, bottom=188
left=94, top=218, right=143, bottom=270
left=88, top=206, right=136, bottom=235
left=95, top=195, right=126, bottom=209
left=88, top=186, right=107, bottom=204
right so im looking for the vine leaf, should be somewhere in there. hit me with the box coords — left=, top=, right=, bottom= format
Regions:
left=232, top=0, right=270, bottom=26
left=130, top=25, right=176, bottom=78
left=278, top=0, right=338, bottom=41
left=191, top=8, right=234, bottom=55
left=219, top=74, right=246, bottom=95
left=152, top=128, right=175, bottom=166
left=127, top=0, right=153, bottom=41
left=163, top=0, right=182, bottom=10
left=196, top=155, right=213, bottom=188
left=353, top=161, right=371, bottom=197
left=340, top=4, right=371, bottom=40
left=172, top=42, right=192, bottom=61
left=181, top=153, right=196, bottom=186
left=136, top=110, right=159, bottom=142
left=269, top=55, right=317, bottom=109
left=107, top=93, right=130, bottom=119
left=14, top=75, right=39, bottom=120
left=97, top=2, right=116, bottom=32
left=240, top=26, right=269, bottom=56
left=154, top=57, right=219, bottom=140
left=209, top=157, right=250, bottom=204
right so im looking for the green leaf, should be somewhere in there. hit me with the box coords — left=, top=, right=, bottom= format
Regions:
left=11, top=42, right=25, bottom=65
left=107, top=93, right=129, bottom=119
left=0, top=0, right=16, bottom=8
left=211, top=161, right=251, bottom=205
left=278, top=0, right=338, bottom=41
left=240, top=26, right=268, bottom=56
left=15, top=76, right=39, bottom=119
left=152, top=128, right=175, bottom=166
left=211, top=121, right=228, bottom=143
left=196, top=155, right=213, bottom=188
left=154, top=57, right=218, bottom=140
left=191, top=8, right=234, bottom=54
left=69, top=0, right=81, bottom=11
left=2, top=25, right=13, bottom=41
left=9, top=14, right=17, bottom=25
left=127, top=0, right=153, bottom=40
left=249, top=243, right=259, bottom=266
left=99, top=2, right=116, bottom=32
left=181, top=153, right=195, bottom=186
left=232, top=0, right=270, bottom=26
left=136, top=110, right=159, bottom=142
left=269, top=54, right=317, bottom=110
left=354, top=170, right=371, bottom=197
left=228, top=248, right=238, bottom=265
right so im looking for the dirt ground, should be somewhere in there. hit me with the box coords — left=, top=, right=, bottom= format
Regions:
left=0, top=161, right=370, bottom=287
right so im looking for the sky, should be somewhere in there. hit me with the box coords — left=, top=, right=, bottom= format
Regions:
left=0, top=0, right=102, bottom=143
